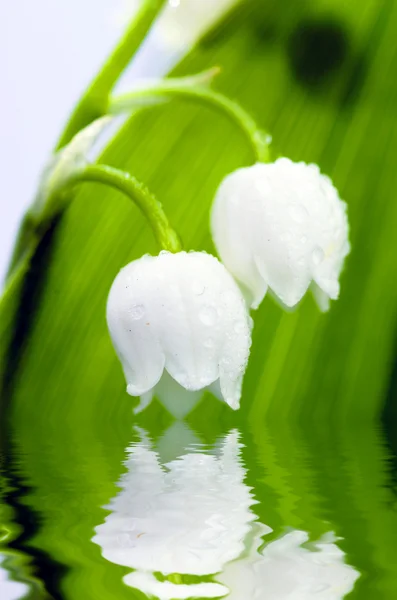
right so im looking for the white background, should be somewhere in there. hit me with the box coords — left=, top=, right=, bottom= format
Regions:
left=0, top=1, right=140, bottom=285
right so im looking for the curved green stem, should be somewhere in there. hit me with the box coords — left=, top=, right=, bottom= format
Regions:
left=109, top=74, right=271, bottom=163
left=68, top=164, right=181, bottom=253
left=56, top=0, right=167, bottom=150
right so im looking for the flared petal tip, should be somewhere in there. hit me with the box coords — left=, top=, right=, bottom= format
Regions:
left=127, top=382, right=153, bottom=397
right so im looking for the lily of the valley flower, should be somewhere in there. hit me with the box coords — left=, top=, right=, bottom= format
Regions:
left=211, top=158, right=350, bottom=311
left=106, top=251, right=252, bottom=410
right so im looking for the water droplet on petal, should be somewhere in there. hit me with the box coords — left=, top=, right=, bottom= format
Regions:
left=280, top=231, right=292, bottom=242
left=199, top=306, right=217, bottom=326
left=222, top=289, right=236, bottom=303
left=192, top=280, right=205, bottom=295
left=128, top=304, right=144, bottom=320
left=312, top=247, right=325, bottom=265
left=234, top=321, right=245, bottom=333
left=289, top=204, right=309, bottom=223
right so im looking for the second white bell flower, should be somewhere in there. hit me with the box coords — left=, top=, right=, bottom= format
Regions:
left=106, top=251, right=252, bottom=410
left=211, top=158, right=350, bottom=311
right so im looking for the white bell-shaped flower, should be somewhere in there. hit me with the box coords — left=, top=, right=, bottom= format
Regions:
left=106, top=251, right=252, bottom=410
left=211, top=158, right=350, bottom=311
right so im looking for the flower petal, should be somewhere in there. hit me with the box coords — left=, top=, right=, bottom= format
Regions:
left=106, top=258, right=166, bottom=395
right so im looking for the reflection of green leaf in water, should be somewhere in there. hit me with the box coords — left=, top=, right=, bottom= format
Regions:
left=0, top=465, right=48, bottom=599
left=246, top=419, right=331, bottom=543
left=1, top=0, right=397, bottom=597
left=239, top=420, right=397, bottom=599
left=299, top=420, right=397, bottom=599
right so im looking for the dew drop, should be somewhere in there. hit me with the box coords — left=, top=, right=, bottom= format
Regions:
left=254, top=130, right=272, bottom=146
left=129, top=304, right=144, bottom=320
left=199, top=306, right=217, bottom=326
left=204, top=338, right=214, bottom=348
left=280, top=231, right=292, bottom=242
left=222, top=289, right=236, bottom=303
left=289, top=204, right=309, bottom=223
left=192, top=280, right=205, bottom=296
left=301, top=235, right=308, bottom=244
left=234, top=321, right=245, bottom=333
left=312, top=246, right=325, bottom=265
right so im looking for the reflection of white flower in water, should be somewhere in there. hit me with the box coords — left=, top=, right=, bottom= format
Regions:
left=93, top=429, right=258, bottom=580
left=124, top=526, right=359, bottom=600
left=218, top=525, right=360, bottom=600
left=93, top=427, right=359, bottom=600
left=0, top=555, right=30, bottom=600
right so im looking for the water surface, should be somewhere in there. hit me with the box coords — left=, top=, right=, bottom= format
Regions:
left=1, top=402, right=397, bottom=599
